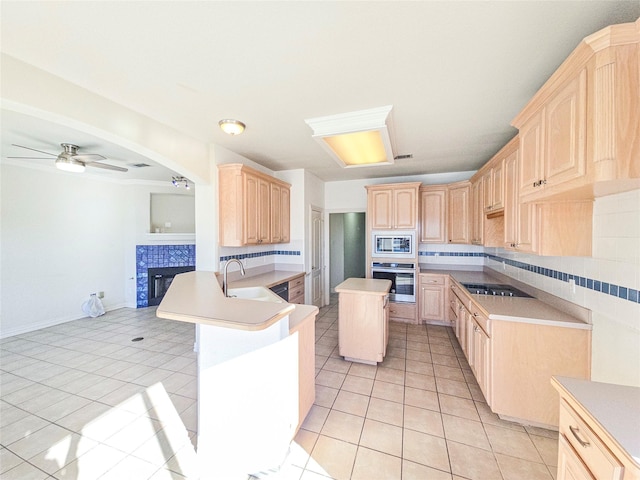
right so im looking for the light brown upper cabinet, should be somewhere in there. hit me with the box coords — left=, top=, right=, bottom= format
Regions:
left=504, top=145, right=538, bottom=254
left=218, top=163, right=291, bottom=246
left=366, top=183, right=420, bottom=230
left=512, top=19, right=640, bottom=202
left=270, top=182, right=290, bottom=244
left=483, top=159, right=504, bottom=213
left=419, top=186, right=447, bottom=243
left=470, top=178, right=484, bottom=245
left=517, top=70, right=587, bottom=199
left=447, top=181, right=470, bottom=244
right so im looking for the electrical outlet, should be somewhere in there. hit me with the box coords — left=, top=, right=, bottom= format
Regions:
left=98, top=291, right=105, bottom=299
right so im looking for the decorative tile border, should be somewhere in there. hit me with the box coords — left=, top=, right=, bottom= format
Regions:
left=220, top=250, right=301, bottom=262
left=136, top=244, right=196, bottom=307
left=419, top=251, right=639, bottom=304
left=485, top=253, right=639, bottom=304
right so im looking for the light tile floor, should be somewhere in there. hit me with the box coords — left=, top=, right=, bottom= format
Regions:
left=0, top=297, right=560, bottom=479
left=1, top=307, right=198, bottom=479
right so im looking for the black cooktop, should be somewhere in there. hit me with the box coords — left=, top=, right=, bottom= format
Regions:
left=462, top=283, right=532, bottom=298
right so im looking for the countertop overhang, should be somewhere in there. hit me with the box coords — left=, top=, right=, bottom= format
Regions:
left=157, top=271, right=295, bottom=331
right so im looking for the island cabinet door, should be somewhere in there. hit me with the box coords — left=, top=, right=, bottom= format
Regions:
left=338, top=293, right=385, bottom=363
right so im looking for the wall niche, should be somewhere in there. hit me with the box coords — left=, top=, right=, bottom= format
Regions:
left=150, top=193, right=195, bottom=233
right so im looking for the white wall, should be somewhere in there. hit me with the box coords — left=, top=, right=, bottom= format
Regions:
left=0, top=162, right=204, bottom=337
left=485, top=190, right=640, bottom=387
left=1, top=164, right=128, bottom=336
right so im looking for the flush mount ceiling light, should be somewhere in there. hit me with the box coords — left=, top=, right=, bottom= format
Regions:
left=172, top=176, right=190, bottom=189
left=218, top=119, right=246, bottom=135
left=55, top=155, right=86, bottom=173
left=305, top=105, right=395, bottom=168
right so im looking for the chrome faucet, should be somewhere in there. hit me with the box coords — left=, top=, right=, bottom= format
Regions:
left=222, top=258, right=245, bottom=297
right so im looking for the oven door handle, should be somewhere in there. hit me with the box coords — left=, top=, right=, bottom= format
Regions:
left=372, top=268, right=416, bottom=273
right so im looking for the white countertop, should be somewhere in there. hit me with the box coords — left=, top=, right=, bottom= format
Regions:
left=421, top=266, right=591, bottom=330
left=157, top=271, right=295, bottom=331
left=335, top=278, right=392, bottom=295
left=471, top=295, right=591, bottom=329
left=230, top=270, right=305, bottom=289
left=553, top=376, right=640, bottom=466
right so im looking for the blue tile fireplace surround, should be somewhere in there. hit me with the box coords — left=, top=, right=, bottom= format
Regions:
left=136, top=244, right=196, bottom=307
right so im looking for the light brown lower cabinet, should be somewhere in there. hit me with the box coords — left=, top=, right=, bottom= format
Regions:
left=471, top=315, right=491, bottom=402
left=288, top=274, right=305, bottom=304
left=418, top=274, right=449, bottom=325
left=338, top=288, right=390, bottom=364
left=450, top=280, right=591, bottom=427
left=389, top=301, right=417, bottom=324
left=289, top=309, right=316, bottom=434
left=553, top=377, right=640, bottom=480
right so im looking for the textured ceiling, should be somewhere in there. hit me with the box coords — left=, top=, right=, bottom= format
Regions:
left=1, top=1, right=638, bottom=182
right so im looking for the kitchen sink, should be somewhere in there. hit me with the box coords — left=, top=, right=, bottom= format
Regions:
left=226, top=286, right=285, bottom=303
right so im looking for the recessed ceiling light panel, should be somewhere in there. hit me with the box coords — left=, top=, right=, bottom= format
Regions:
left=305, top=105, right=395, bottom=168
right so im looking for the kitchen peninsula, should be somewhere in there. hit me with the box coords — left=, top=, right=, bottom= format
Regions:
left=419, top=264, right=591, bottom=428
left=157, top=270, right=318, bottom=479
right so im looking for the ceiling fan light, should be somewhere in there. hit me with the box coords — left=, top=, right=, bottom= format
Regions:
left=55, top=157, right=85, bottom=173
left=218, top=119, right=246, bottom=135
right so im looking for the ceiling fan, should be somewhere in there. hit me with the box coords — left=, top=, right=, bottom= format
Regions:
left=8, top=143, right=128, bottom=173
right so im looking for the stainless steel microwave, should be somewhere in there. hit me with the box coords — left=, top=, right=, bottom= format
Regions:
left=371, top=231, right=415, bottom=258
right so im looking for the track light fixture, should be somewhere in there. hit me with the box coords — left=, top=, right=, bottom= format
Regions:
left=171, top=176, right=190, bottom=189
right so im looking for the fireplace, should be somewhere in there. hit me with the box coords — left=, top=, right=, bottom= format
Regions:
left=148, top=266, right=195, bottom=306
left=136, top=244, right=195, bottom=308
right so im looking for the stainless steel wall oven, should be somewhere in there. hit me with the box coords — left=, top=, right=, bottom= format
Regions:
left=371, top=262, right=416, bottom=303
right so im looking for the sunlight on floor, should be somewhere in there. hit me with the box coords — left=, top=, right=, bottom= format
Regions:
left=43, top=382, right=198, bottom=479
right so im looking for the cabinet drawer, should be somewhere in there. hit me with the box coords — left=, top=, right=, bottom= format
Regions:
left=289, top=293, right=305, bottom=305
left=469, top=310, right=490, bottom=336
left=289, top=275, right=304, bottom=289
left=559, top=400, right=624, bottom=480
left=389, top=302, right=415, bottom=320
left=289, top=286, right=304, bottom=301
left=420, top=274, right=446, bottom=286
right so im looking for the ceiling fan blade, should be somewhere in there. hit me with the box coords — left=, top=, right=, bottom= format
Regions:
left=11, top=144, right=57, bottom=157
left=86, top=162, right=128, bottom=172
left=72, top=153, right=107, bottom=162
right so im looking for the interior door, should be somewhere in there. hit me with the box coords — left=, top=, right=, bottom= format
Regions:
left=311, top=208, right=324, bottom=307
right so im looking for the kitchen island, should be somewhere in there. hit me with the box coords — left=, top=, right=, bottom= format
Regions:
left=157, top=270, right=318, bottom=480
left=336, top=277, right=392, bottom=365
